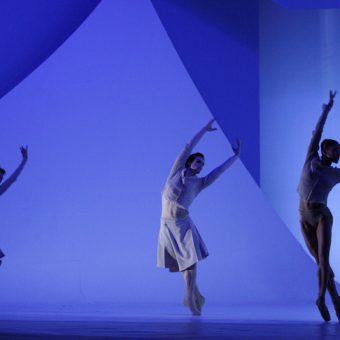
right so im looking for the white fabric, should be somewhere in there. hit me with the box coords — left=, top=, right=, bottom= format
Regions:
left=157, top=216, right=209, bottom=272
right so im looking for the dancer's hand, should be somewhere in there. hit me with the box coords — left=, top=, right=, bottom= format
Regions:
left=232, top=139, right=241, bottom=156
left=20, top=146, right=28, bottom=161
left=324, top=90, right=337, bottom=110
left=329, top=90, right=336, bottom=105
left=205, top=119, right=217, bottom=132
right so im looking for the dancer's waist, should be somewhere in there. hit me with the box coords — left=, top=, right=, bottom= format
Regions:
left=161, top=198, right=189, bottom=219
left=299, top=199, right=326, bottom=211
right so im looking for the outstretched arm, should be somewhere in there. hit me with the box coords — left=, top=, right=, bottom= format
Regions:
left=0, top=146, right=28, bottom=196
left=168, top=119, right=216, bottom=177
left=306, top=91, right=336, bottom=161
left=201, top=139, right=241, bottom=189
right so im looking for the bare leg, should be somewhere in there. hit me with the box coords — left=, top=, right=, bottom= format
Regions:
left=301, top=221, right=331, bottom=321
left=315, top=216, right=332, bottom=321
left=301, top=220, right=340, bottom=320
left=301, top=221, right=338, bottom=300
left=182, top=264, right=200, bottom=315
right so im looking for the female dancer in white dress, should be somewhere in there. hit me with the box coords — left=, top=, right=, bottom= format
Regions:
left=157, top=119, right=240, bottom=315
left=298, top=91, right=340, bottom=321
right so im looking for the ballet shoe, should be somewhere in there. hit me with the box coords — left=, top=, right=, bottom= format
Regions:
left=183, top=295, right=201, bottom=316
left=189, top=300, right=201, bottom=316
left=332, top=298, right=340, bottom=321
left=195, top=294, right=205, bottom=313
left=316, top=298, right=331, bottom=322
left=191, top=307, right=201, bottom=316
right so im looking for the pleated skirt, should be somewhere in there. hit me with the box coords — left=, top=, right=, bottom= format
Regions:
left=157, top=216, right=209, bottom=272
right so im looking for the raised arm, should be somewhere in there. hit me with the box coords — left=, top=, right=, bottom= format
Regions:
left=306, top=91, right=336, bottom=161
left=168, top=119, right=216, bottom=178
left=0, top=146, right=28, bottom=196
left=201, top=139, right=241, bottom=190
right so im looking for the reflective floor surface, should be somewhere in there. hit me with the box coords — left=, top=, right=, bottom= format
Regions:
left=0, top=305, right=339, bottom=339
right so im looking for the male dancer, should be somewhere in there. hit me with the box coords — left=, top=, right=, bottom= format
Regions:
left=298, top=91, right=340, bottom=321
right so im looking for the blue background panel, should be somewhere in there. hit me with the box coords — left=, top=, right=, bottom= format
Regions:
left=151, top=0, right=260, bottom=184
left=0, top=0, right=318, bottom=309
left=0, top=0, right=100, bottom=99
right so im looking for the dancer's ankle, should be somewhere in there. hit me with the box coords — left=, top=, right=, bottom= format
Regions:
left=317, top=296, right=325, bottom=304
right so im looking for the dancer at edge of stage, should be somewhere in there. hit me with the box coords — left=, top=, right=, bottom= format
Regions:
left=0, top=146, right=28, bottom=265
left=157, top=119, right=240, bottom=315
left=298, top=90, right=340, bottom=322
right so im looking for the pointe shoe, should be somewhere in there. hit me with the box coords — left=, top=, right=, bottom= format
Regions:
left=189, top=301, right=201, bottom=316
left=316, top=298, right=331, bottom=322
left=332, top=297, right=340, bottom=321
left=183, top=296, right=201, bottom=316
left=195, top=294, right=205, bottom=313
left=191, top=308, right=201, bottom=316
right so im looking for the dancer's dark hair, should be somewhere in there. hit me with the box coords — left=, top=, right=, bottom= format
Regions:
left=321, top=139, right=338, bottom=156
left=185, top=153, right=204, bottom=168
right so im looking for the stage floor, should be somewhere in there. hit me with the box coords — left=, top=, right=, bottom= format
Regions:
left=0, top=305, right=339, bottom=339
